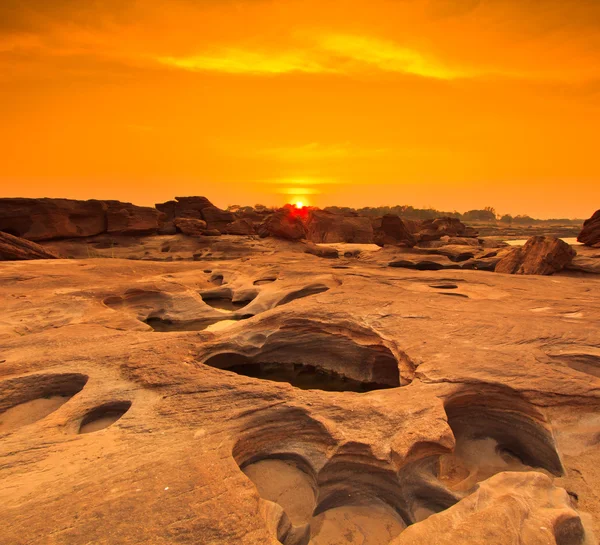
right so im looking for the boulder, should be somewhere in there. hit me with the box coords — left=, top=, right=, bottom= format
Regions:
left=104, top=201, right=163, bottom=236
left=305, top=210, right=373, bottom=243
left=373, top=215, right=416, bottom=247
left=0, top=198, right=107, bottom=241
left=155, top=196, right=234, bottom=232
left=416, top=217, right=478, bottom=242
left=495, top=236, right=576, bottom=275
left=258, top=209, right=306, bottom=240
left=577, top=210, right=600, bottom=247
left=173, top=218, right=208, bottom=237
left=0, top=231, right=58, bottom=260
left=223, top=219, right=255, bottom=235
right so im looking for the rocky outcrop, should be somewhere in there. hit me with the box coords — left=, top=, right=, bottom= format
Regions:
left=0, top=198, right=107, bottom=241
left=416, top=217, right=478, bottom=242
left=577, top=210, right=600, bottom=247
left=173, top=218, right=208, bottom=237
left=0, top=198, right=163, bottom=240
left=305, top=210, right=373, bottom=244
left=104, top=201, right=163, bottom=236
left=156, top=196, right=234, bottom=233
left=258, top=209, right=306, bottom=240
left=0, top=231, right=58, bottom=260
left=495, top=236, right=576, bottom=275
left=223, top=219, right=255, bottom=235
left=373, top=215, right=416, bottom=247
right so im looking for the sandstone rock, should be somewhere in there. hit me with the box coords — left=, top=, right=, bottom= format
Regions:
left=258, top=209, right=306, bottom=240
left=224, top=219, right=255, bottom=235
left=373, top=215, right=416, bottom=247
left=104, top=201, right=163, bottom=236
left=416, top=217, right=478, bottom=242
left=173, top=217, right=208, bottom=237
left=305, top=210, right=373, bottom=244
left=495, top=236, right=576, bottom=275
left=0, top=231, right=58, bottom=260
left=0, top=198, right=107, bottom=241
left=0, top=253, right=599, bottom=544
left=395, top=472, right=585, bottom=545
left=304, top=242, right=339, bottom=259
left=156, top=196, right=235, bottom=232
left=577, top=210, right=600, bottom=247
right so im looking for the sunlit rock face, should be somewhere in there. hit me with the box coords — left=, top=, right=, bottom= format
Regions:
left=0, top=230, right=598, bottom=545
left=578, top=210, right=600, bottom=247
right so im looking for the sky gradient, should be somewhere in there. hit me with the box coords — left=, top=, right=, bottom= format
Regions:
left=1, top=0, right=599, bottom=218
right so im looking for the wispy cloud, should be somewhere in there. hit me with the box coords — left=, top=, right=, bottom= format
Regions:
left=258, top=142, right=389, bottom=161
left=318, top=34, right=460, bottom=79
left=157, top=34, right=460, bottom=79
left=158, top=48, right=335, bottom=75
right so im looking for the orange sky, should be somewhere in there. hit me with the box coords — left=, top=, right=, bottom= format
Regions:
left=1, top=0, right=599, bottom=218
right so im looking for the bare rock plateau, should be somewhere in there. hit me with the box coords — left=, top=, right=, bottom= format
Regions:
left=0, top=203, right=599, bottom=545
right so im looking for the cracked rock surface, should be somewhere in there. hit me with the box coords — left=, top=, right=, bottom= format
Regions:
left=0, top=249, right=599, bottom=545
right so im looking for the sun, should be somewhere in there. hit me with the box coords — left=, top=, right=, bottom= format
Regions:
left=295, top=200, right=304, bottom=209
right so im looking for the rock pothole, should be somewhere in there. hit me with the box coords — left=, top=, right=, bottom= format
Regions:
left=79, top=401, right=132, bottom=434
left=201, top=323, right=407, bottom=392
left=0, top=373, right=88, bottom=433
left=436, top=387, right=563, bottom=492
left=254, top=278, right=277, bottom=286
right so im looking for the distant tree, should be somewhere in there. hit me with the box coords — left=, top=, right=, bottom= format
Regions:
left=462, top=209, right=496, bottom=222
left=227, top=205, right=241, bottom=213
left=513, top=215, right=536, bottom=225
left=500, top=214, right=513, bottom=224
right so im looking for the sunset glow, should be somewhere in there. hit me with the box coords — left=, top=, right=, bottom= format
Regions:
left=1, top=0, right=599, bottom=217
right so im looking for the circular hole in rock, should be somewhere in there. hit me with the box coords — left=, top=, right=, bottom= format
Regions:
left=254, top=278, right=277, bottom=286
left=242, top=456, right=317, bottom=526
left=79, top=401, right=132, bottom=434
left=210, top=274, right=224, bottom=286
left=201, top=294, right=255, bottom=311
left=437, top=387, right=564, bottom=493
left=0, top=373, right=88, bottom=433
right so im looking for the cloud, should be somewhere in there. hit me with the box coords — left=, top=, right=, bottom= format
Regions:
left=158, top=49, right=335, bottom=75
left=158, top=34, right=460, bottom=79
left=258, top=142, right=389, bottom=161
left=318, top=34, right=460, bottom=79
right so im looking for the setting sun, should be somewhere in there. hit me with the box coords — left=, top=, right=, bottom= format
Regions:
left=295, top=201, right=304, bottom=209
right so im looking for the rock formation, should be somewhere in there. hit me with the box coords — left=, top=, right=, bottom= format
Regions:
left=258, top=208, right=307, bottom=240
left=0, top=231, right=57, bottom=260
left=578, top=210, right=600, bottom=247
left=373, top=215, right=417, bottom=247
left=305, top=210, right=373, bottom=244
left=416, top=217, right=478, bottom=242
left=104, top=201, right=163, bottom=236
left=156, top=196, right=235, bottom=233
left=0, top=198, right=108, bottom=240
left=495, top=236, right=576, bottom=275
left=0, top=252, right=598, bottom=544
left=0, top=198, right=162, bottom=241
left=173, top=217, right=208, bottom=237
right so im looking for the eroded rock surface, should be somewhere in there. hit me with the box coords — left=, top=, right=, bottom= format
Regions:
left=0, top=231, right=58, bottom=260
left=0, top=247, right=599, bottom=545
